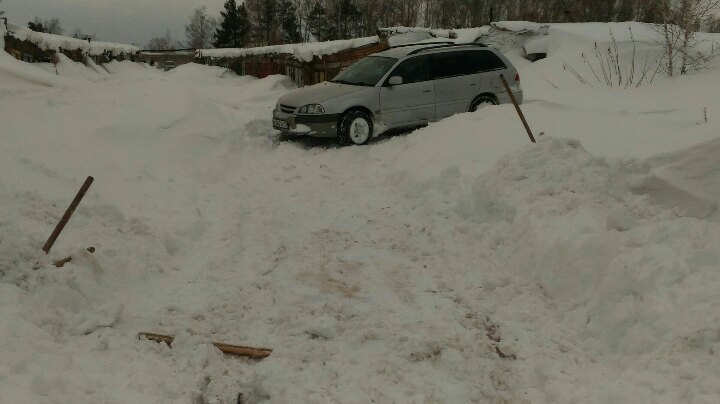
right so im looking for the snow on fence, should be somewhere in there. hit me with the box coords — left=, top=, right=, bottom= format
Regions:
left=197, top=36, right=389, bottom=87
left=4, top=23, right=139, bottom=61
left=380, top=26, right=490, bottom=46
left=197, top=36, right=382, bottom=63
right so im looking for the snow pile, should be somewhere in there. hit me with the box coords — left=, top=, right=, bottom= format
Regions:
left=33, top=53, right=110, bottom=81
left=2, top=22, right=720, bottom=402
left=450, top=138, right=720, bottom=401
left=492, top=21, right=549, bottom=34
left=382, top=26, right=490, bottom=46
left=0, top=44, right=66, bottom=87
left=102, top=59, right=152, bottom=74
left=529, top=22, right=720, bottom=62
left=6, top=23, right=140, bottom=56
left=197, top=36, right=381, bottom=62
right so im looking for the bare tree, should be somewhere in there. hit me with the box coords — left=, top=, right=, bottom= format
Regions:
left=185, top=6, right=218, bottom=49
left=246, top=0, right=281, bottom=45
left=44, top=17, right=64, bottom=34
left=72, top=28, right=96, bottom=41
left=28, top=17, right=64, bottom=34
left=296, top=0, right=315, bottom=41
left=654, top=0, right=720, bottom=76
left=708, top=13, right=720, bottom=32
left=147, top=29, right=180, bottom=50
left=233, top=0, right=720, bottom=43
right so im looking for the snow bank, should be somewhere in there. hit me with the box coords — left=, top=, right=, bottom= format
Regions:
left=382, top=26, right=490, bottom=45
left=452, top=137, right=720, bottom=401
left=33, top=53, right=108, bottom=81
left=197, top=36, right=381, bottom=62
left=2, top=33, right=720, bottom=402
left=166, top=62, right=240, bottom=83
left=492, top=21, right=548, bottom=33
left=0, top=46, right=66, bottom=87
left=6, top=23, right=139, bottom=56
left=102, top=59, right=150, bottom=74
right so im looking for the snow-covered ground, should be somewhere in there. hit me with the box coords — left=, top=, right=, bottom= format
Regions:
left=1, top=24, right=720, bottom=403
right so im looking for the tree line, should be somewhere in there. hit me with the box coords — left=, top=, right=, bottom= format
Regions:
left=160, top=0, right=720, bottom=50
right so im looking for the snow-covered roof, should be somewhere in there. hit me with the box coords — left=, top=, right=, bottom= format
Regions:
left=141, top=50, right=196, bottom=56
left=5, top=23, right=139, bottom=56
left=380, top=26, right=490, bottom=45
left=197, top=36, right=382, bottom=63
left=491, top=21, right=549, bottom=34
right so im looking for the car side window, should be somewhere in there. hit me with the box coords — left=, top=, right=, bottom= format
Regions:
left=386, top=55, right=431, bottom=85
left=467, top=50, right=507, bottom=72
left=431, top=51, right=470, bottom=79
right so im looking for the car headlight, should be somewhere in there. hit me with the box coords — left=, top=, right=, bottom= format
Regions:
left=298, top=104, right=325, bottom=114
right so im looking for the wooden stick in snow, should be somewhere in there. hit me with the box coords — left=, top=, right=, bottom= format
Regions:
left=138, top=332, right=272, bottom=359
left=42, top=176, right=94, bottom=254
left=499, top=74, right=537, bottom=143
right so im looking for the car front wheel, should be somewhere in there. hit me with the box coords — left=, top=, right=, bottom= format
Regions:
left=337, top=111, right=373, bottom=146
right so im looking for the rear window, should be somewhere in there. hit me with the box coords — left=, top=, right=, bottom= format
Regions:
left=431, top=50, right=507, bottom=79
left=467, top=50, right=507, bottom=72
left=431, top=51, right=471, bottom=79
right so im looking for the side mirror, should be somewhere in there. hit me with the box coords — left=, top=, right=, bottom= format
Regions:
left=388, top=76, right=403, bottom=86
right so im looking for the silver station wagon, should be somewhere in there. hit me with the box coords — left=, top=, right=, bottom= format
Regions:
left=272, top=42, right=523, bottom=146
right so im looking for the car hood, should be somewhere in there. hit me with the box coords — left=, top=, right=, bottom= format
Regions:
left=278, top=81, right=368, bottom=106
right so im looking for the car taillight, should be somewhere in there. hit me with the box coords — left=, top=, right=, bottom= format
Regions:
left=515, top=73, right=520, bottom=82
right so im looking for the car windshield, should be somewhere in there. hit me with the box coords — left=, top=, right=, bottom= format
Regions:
left=331, top=56, right=398, bottom=86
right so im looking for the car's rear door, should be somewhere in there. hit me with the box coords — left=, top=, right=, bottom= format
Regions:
left=471, top=50, right=509, bottom=99
left=379, top=55, right=435, bottom=126
left=432, top=50, right=481, bottom=120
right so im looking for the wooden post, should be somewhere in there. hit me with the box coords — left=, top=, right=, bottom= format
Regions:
left=42, top=176, right=94, bottom=254
left=499, top=74, right=536, bottom=143
left=139, top=332, right=273, bottom=359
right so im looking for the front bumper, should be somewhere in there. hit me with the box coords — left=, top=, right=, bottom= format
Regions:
left=272, top=110, right=340, bottom=138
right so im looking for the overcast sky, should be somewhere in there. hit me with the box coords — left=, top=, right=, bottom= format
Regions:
left=2, top=0, right=224, bottom=46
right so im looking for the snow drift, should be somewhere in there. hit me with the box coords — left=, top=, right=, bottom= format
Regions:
left=1, top=21, right=720, bottom=403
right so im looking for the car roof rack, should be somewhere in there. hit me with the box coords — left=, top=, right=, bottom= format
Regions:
left=390, top=41, right=455, bottom=49
left=407, top=42, right=488, bottom=55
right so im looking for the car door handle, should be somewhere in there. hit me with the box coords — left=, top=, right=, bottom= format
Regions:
left=470, top=83, right=477, bottom=86
left=422, top=89, right=432, bottom=93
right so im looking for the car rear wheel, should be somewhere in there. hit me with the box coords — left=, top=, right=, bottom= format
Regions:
left=337, top=110, right=373, bottom=146
left=469, top=95, right=498, bottom=112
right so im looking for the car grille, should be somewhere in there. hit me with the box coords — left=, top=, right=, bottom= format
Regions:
left=279, top=104, right=296, bottom=114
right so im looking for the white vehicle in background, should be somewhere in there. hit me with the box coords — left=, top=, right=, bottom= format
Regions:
left=272, top=42, right=523, bottom=146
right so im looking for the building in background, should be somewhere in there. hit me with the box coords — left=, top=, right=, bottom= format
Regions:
left=196, top=35, right=390, bottom=87
left=140, top=49, right=196, bottom=69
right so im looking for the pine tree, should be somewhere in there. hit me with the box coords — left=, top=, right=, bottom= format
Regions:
left=213, top=0, right=250, bottom=48
left=307, top=0, right=328, bottom=41
left=329, top=0, right=362, bottom=39
left=28, top=17, right=47, bottom=33
left=276, top=0, right=302, bottom=43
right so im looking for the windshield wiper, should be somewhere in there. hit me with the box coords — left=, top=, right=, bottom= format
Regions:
left=331, top=79, right=374, bottom=86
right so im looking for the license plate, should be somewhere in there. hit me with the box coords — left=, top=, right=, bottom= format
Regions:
left=272, top=118, right=289, bottom=130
